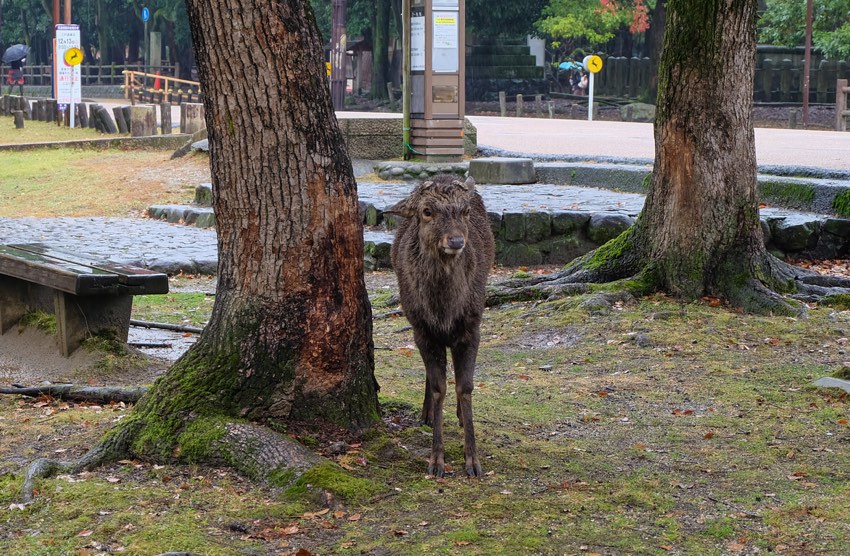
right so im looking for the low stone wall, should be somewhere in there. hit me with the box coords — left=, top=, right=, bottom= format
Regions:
left=337, top=115, right=477, bottom=159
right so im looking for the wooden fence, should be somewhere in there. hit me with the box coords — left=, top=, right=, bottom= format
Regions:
left=588, top=56, right=850, bottom=103
left=837, top=79, right=850, bottom=131
left=19, top=64, right=177, bottom=87
left=123, top=71, right=203, bottom=105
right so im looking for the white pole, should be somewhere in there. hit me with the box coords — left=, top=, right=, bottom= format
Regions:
left=587, top=72, right=595, bottom=122
left=70, top=67, right=76, bottom=129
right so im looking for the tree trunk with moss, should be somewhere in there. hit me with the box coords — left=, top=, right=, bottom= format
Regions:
left=20, top=0, right=380, bottom=496
left=491, top=0, right=849, bottom=313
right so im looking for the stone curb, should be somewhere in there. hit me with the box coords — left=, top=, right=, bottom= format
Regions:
left=0, top=134, right=193, bottom=152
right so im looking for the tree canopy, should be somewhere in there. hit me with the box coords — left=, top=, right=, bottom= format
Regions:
left=758, top=0, right=850, bottom=59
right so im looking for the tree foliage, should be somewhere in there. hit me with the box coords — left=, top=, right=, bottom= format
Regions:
left=535, top=0, right=651, bottom=61
left=758, top=0, right=850, bottom=59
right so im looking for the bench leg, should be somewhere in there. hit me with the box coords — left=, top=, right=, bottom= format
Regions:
left=54, top=292, right=133, bottom=357
left=0, top=276, right=30, bottom=334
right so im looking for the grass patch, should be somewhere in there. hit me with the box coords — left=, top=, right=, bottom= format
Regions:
left=0, top=116, right=106, bottom=144
left=3, top=279, right=850, bottom=554
left=0, top=148, right=205, bottom=217
left=131, top=292, right=213, bottom=327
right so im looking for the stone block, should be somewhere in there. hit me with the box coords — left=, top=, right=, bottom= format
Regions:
left=538, top=236, right=596, bottom=264
left=524, top=212, right=552, bottom=243
left=195, top=183, right=213, bottom=206
left=502, top=213, right=526, bottom=241
left=468, top=157, right=536, bottom=185
left=180, top=103, right=206, bottom=134
left=497, top=242, right=543, bottom=266
left=552, top=211, right=591, bottom=235
left=587, top=213, right=635, bottom=245
left=770, top=216, right=822, bottom=252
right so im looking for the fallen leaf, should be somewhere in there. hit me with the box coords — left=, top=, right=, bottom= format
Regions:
left=704, top=432, right=715, bottom=439
left=348, top=513, right=362, bottom=522
left=282, top=525, right=300, bottom=535
left=455, top=540, right=472, bottom=546
left=393, top=530, right=408, bottom=536
left=77, top=530, right=94, bottom=537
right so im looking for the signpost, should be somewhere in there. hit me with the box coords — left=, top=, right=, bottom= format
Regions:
left=141, top=7, right=150, bottom=91
left=583, top=55, right=604, bottom=122
left=404, top=0, right=465, bottom=161
left=55, top=24, right=81, bottom=128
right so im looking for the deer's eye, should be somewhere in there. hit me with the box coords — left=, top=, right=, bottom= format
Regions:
left=422, top=208, right=433, bottom=218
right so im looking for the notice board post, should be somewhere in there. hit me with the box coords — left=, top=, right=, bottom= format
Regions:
left=407, top=0, right=465, bottom=162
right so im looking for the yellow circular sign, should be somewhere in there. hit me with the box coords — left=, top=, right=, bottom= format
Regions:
left=584, top=55, right=604, bottom=74
left=64, top=47, right=83, bottom=66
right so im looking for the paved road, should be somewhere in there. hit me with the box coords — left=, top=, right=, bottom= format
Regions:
left=335, top=112, right=850, bottom=172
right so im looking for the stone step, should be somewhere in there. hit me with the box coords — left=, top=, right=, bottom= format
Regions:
left=467, top=66, right=545, bottom=80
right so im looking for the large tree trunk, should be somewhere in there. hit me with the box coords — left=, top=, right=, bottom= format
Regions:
left=489, top=0, right=845, bottom=314
left=642, top=0, right=764, bottom=299
left=43, top=0, right=381, bottom=483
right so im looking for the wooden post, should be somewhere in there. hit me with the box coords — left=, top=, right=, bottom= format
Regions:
left=386, top=82, right=396, bottom=111
left=837, top=79, right=848, bottom=132
left=14, top=111, right=25, bottom=129
left=77, top=103, right=88, bottom=128
left=499, top=91, right=506, bottom=117
left=113, top=106, right=129, bottom=133
left=516, top=94, right=523, bottom=117
left=160, top=103, right=172, bottom=134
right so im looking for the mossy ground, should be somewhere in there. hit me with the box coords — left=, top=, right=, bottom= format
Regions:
left=2, top=277, right=849, bottom=555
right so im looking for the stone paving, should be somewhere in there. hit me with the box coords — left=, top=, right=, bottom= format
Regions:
left=0, top=174, right=836, bottom=274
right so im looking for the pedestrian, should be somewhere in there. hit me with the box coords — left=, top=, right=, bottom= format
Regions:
left=6, top=57, right=25, bottom=95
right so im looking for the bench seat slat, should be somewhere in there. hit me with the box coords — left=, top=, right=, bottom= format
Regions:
left=8, top=243, right=169, bottom=295
left=0, top=245, right=119, bottom=295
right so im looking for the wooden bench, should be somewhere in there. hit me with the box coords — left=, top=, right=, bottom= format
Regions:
left=0, top=243, right=168, bottom=357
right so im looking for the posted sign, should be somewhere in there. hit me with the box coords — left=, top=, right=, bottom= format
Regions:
left=55, top=25, right=82, bottom=111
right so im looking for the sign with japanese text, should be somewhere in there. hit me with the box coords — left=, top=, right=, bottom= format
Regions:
left=55, top=25, right=82, bottom=106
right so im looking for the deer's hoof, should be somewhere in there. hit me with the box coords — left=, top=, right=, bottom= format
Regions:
left=427, top=464, right=445, bottom=478
left=465, top=462, right=483, bottom=478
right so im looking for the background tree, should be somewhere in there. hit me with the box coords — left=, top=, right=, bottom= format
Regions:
left=495, top=0, right=845, bottom=313
left=758, top=0, right=850, bottom=60
left=22, top=0, right=380, bottom=499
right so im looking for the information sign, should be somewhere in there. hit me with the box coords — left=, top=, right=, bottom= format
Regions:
left=141, top=7, right=150, bottom=22
left=55, top=24, right=82, bottom=127
left=432, top=11, right=458, bottom=73
left=411, top=7, right=425, bottom=72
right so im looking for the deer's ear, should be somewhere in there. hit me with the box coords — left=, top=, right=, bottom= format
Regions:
left=463, top=176, right=476, bottom=192
left=384, top=197, right=416, bottom=218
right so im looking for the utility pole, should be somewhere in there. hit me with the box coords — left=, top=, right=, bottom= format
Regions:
left=802, top=0, right=813, bottom=126
left=330, top=0, right=347, bottom=110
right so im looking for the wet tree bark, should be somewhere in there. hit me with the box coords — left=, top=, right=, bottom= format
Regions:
left=489, top=0, right=850, bottom=313
left=25, top=0, right=382, bottom=488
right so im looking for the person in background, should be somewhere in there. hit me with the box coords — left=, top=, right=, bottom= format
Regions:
left=6, top=57, right=25, bottom=95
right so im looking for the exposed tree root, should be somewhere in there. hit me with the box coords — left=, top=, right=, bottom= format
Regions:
left=0, top=384, right=148, bottom=404
left=485, top=244, right=850, bottom=313
left=19, top=414, right=323, bottom=504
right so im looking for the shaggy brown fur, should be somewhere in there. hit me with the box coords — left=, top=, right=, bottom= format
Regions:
left=387, top=175, right=495, bottom=477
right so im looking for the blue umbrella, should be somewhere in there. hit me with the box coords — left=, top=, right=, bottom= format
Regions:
left=558, top=61, right=582, bottom=71
left=3, top=44, right=30, bottom=64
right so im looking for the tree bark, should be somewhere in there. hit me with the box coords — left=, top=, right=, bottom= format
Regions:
left=370, top=0, right=390, bottom=99
left=488, top=0, right=850, bottom=314
left=80, top=0, right=379, bottom=471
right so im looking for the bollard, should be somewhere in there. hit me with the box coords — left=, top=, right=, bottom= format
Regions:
left=516, top=94, right=524, bottom=117
left=535, top=94, right=542, bottom=117
left=499, top=91, right=506, bottom=117
left=548, top=100, right=554, bottom=119
left=77, top=103, right=89, bottom=128
left=788, top=109, right=799, bottom=129
left=14, top=110, right=25, bottom=129
left=160, top=103, right=172, bottom=135
left=130, top=105, right=157, bottom=136
left=180, top=102, right=206, bottom=134
left=113, top=106, right=129, bottom=134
